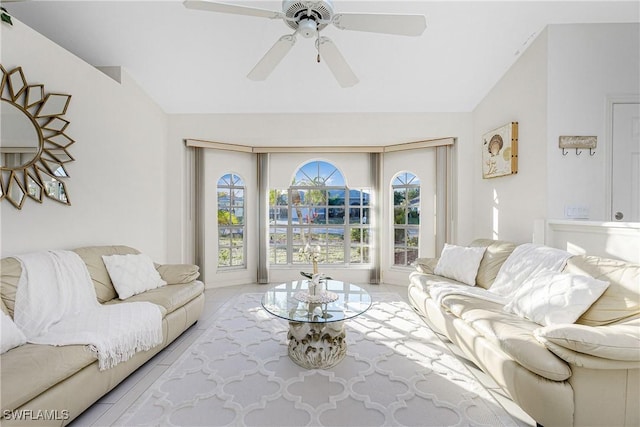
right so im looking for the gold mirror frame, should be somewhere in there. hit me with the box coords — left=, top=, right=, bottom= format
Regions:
left=0, top=65, right=73, bottom=209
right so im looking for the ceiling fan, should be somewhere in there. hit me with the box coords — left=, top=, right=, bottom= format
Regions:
left=183, top=0, right=427, bottom=87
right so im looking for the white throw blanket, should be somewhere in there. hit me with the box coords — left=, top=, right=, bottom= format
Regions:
left=14, top=250, right=163, bottom=370
left=488, top=243, right=573, bottom=299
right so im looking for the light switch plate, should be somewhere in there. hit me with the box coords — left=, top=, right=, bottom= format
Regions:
left=565, top=205, right=589, bottom=219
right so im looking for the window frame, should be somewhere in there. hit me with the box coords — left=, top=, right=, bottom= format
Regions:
left=187, top=138, right=454, bottom=285
left=268, top=160, right=372, bottom=268
left=217, top=173, right=246, bottom=269
left=392, top=171, right=421, bottom=267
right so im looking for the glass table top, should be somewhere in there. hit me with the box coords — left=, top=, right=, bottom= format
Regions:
left=261, top=280, right=372, bottom=324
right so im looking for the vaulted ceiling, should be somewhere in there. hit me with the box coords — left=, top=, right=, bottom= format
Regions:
left=7, top=1, right=640, bottom=114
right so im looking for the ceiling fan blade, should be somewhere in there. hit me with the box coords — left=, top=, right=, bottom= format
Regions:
left=333, top=13, right=426, bottom=36
left=247, top=34, right=296, bottom=81
left=183, top=0, right=283, bottom=20
left=317, top=37, right=358, bottom=88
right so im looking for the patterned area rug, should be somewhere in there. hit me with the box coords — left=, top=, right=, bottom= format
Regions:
left=118, top=293, right=517, bottom=426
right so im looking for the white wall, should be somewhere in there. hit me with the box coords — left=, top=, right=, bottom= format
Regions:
left=472, top=23, right=639, bottom=247
left=546, top=23, right=640, bottom=221
left=472, top=29, right=549, bottom=244
left=1, top=19, right=169, bottom=261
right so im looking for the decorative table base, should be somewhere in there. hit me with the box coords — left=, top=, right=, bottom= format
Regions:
left=294, top=290, right=339, bottom=304
left=287, top=321, right=346, bottom=369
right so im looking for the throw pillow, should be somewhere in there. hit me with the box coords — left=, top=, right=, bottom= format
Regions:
left=156, top=264, right=200, bottom=284
left=102, top=254, right=167, bottom=300
left=433, top=244, right=487, bottom=286
left=504, top=271, right=609, bottom=326
left=1, top=310, right=27, bottom=354
left=489, top=243, right=573, bottom=298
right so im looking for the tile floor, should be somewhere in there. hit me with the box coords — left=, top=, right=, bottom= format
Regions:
left=70, top=283, right=536, bottom=427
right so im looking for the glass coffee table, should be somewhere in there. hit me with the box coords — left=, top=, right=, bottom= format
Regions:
left=261, top=279, right=372, bottom=369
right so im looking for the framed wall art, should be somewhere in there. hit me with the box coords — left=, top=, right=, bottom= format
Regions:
left=482, top=122, right=518, bottom=179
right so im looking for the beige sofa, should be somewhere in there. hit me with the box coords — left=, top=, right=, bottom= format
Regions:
left=408, top=239, right=640, bottom=427
left=0, top=245, right=205, bottom=426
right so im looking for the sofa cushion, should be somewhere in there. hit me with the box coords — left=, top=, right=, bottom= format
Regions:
left=102, top=253, right=167, bottom=299
left=0, top=298, right=8, bottom=316
left=504, top=271, right=609, bottom=326
left=564, top=255, right=640, bottom=326
left=470, top=239, right=518, bottom=289
left=434, top=243, right=487, bottom=286
left=105, top=281, right=204, bottom=316
left=413, top=257, right=439, bottom=275
left=0, top=343, right=95, bottom=411
left=409, top=271, right=465, bottom=292
left=73, top=246, right=141, bottom=303
left=534, top=320, right=640, bottom=361
left=440, top=294, right=572, bottom=381
left=0, top=257, right=21, bottom=318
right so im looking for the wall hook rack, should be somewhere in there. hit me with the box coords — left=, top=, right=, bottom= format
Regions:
left=559, top=136, right=597, bottom=157
left=561, top=147, right=595, bottom=156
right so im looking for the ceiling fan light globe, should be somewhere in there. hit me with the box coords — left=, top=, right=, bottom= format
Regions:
left=298, top=18, right=317, bottom=38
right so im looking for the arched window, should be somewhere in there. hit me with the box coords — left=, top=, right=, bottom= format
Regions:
left=392, top=172, right=420, bottom=266
left=217, top=173, right=245, bottom=268
left=269, top=160, right=371, bottom=266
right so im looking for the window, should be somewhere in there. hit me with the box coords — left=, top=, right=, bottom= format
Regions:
left=269, top=161, right=371, bottom=267
left=393, top=172, right=420, bottom=266
left=217, top=173, right=245, bottom=268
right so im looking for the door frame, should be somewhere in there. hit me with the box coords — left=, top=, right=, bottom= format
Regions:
left=605, top=95, right=640, bottom=221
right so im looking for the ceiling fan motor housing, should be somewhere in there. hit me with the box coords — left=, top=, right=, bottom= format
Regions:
left=283, top=0, right=334, bottom=35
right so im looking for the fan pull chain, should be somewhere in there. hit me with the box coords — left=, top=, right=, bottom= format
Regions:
left=316, top=32, right=321, bottom=63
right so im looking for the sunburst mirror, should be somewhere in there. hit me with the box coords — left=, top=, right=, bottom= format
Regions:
left=0, top=65, right=73, bottom=209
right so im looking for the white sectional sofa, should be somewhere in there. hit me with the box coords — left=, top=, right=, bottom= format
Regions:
left=408, top=239, right=640, bottom=427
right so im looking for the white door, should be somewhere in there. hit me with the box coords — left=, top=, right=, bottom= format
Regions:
left=612, top=102, right=640, bottom=222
